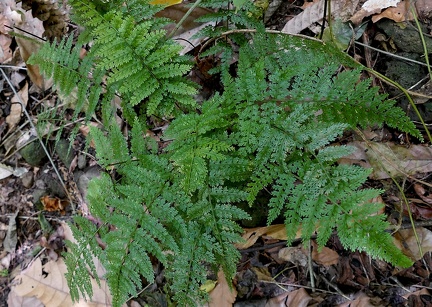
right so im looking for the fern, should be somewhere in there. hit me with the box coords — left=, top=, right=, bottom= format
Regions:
left=28, top=1, right=422, bottom=306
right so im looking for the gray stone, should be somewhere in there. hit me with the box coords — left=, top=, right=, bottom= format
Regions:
left=54, top=139, right=74, bottom=168
left=77, top=166, right=101, bottom=201
left=77, top=154, right=87, bottom=169
left=377, top=19, right=432, bottom=54
left=19, top=141, right=46, bottom=167
left=32, top=189, right=46, bottom=207
left=21, top=171, right=34, bottom=188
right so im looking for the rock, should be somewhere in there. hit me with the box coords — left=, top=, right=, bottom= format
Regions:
left=77, top=166, right=101, bottom=201
left=19, top=141, right=47, bottom=167
left=21, top=171, right=34, bottom=188
left=54, top=139, right=74, bottom=168
left=32, top=189, right=46, bottom=208
left=377, top=19, right=432, bottom=54
left=77, top=154, right=87, bottom=169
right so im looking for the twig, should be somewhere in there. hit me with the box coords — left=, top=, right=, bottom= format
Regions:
left=0, top=68, right=76, bottom=214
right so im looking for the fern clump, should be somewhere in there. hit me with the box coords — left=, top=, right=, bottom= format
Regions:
left=28, top=1, right=421, bottom=306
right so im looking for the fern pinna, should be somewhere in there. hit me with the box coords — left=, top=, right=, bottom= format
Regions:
left=28, top=1, right=420, bottom=306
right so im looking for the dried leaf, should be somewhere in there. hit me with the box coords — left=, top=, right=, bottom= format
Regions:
left=413, top=183, right=432, bottom=205
left=252, top=267, right=273, bottom=282
left=311, top=240, right=339, bottom=266
left=282, top=0, right=359, bottom=34
left=9, top=257, right=117, bottom=307
left=237, top=224, right=295, bottom=249
left=415, top=0, right=432, bottom=20
left=0, top=33, right=12, bottom=63
left=337, top=291, right=371, bottom=307
left=208, top=270, right=237, bottom=307
left=266, top=288, right=312, bottom=307
left=371, top=0, right=413, bottom=23
left=9, top=222, right=123, bottom=307
left=339, top=141, right=432, bottom=180
left=362, top=0, right=401, bottom=12
left=403, top=288, right=430, bottom=300
left=394, top=227, right=432, bottom=261
left=0, top=163, right=14, bottom=180
left=4, top=210, right=18, bottom=253
left=6, top=82, right=28, bottom=130
left=40, top=195, right=69, bottom=214
left=278, top=247, right=308, bottom=266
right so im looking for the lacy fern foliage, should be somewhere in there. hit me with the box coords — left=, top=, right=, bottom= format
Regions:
left=29, top=0, right=197, bottom=121
left=30, top=2, right=421, bottom=306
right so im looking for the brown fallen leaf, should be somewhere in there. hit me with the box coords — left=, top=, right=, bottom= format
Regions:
left=278, top=246, right=308, bottom=266
left=311, top=240, right=339, bottom=266
left=415, top=0, right=432, bottom=20
left=9, top=257, right=117, bottom=307
left=402, top=200, right=432, bottom=220
left=266, top=288, right=312, bottom=307
left=339, top=141, right=432, bottom=180
left=413, top=183, right=432, bottom=205
left=208, top=270, right=237, bottom=307
left=40, top=195, right=69, bottom=214
left=337, top=291, right=371, bottom=307
left=394, top=227, right=432, bottom=261
left=403, top=288, right=430, bottom=300
left=8, top=222, right=125, bottom=307
left=371, top=0, right=413, bottom=23
left=6, top=82, right=28, bottom=130
left=236, top=224, right=292, bottom=250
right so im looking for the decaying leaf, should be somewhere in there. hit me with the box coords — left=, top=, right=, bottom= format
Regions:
left=415, top=0, right=432, bottom=20
left=413, top=183, right=432, bottom=205
left=266, top=288, right=312, bottom=307
left=278, top=246, right=308, bottom=266
left=40, top=195, right=69, bottom=214
left=394, top=227, right=432, bottom=261
left=207, top=270, right=237, bottom=307
left=4, top=210, right=18, bottom=253
left=311, top=240, right=339, bottom=266
left=371, top=0, right=413, bottom=23
left=0, top=163, right=14, bottom=180
left=237, top=224, right=296, bottom=250
left=9, top=257, right=116, bottom=307
left=350, top=0, right=404, bottom=24
left=337, top=291, right=371, bottom=307
left=6, top=82, right=28, bottom=130
left=339, top=141, right=432, bottom=180
left=282, top=0, right=359, bottom=34
left=8, top=223, right=124, bottom=307
left=362, top=0, right=401, bottom=12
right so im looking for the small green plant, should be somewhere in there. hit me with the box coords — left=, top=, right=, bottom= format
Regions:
left=29, top=0, right=420, bottom=306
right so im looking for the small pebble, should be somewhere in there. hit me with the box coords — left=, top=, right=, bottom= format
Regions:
left=21, top=171, right=34, bottom=188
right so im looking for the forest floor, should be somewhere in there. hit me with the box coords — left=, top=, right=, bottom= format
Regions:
left=1, top=0, right=432, bottom=306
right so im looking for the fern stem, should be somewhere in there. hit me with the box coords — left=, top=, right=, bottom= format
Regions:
left=167, top=0, right=203, bottom=39
left=364, top=68, right=432, bottom=142
left=410, top=4, right=432, bottom=80
left=391, top=178, right=425, bottom=261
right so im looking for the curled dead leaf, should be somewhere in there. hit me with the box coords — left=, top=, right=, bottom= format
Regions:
left=394, top=227, right=432, bottom=261
left=40, top=195, right=69, bottom=214
left=208, top=270, right=237, bottom=307
left=371, top=0, right=413, bottom=23
left=6, top=82, right=28, bottom=130
left=311, top=240, right=339, bottom=266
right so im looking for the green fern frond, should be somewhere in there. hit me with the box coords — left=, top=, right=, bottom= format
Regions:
left=64, top=216, right=102, bottom=302
left=47, top=3, right=423, bottom=305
